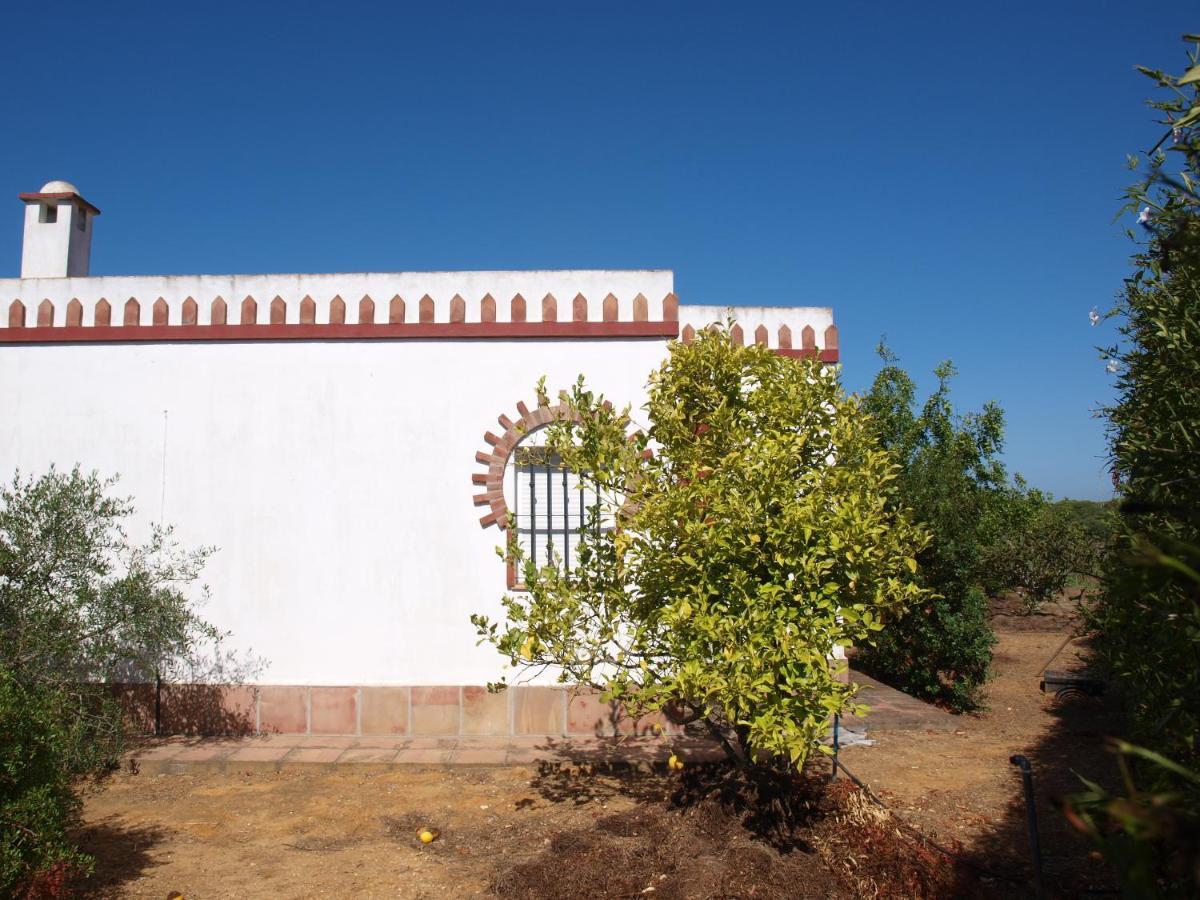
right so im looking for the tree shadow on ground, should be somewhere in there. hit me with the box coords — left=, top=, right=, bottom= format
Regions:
left=71, top=817, right=168, bottom=897
left=528, top=751, right=835, bottom=851
left=960, top=636, right=1126, bottom=897
left=520, top=749, right=980, bottom=897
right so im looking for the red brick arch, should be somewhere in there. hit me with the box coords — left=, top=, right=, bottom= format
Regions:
left=471, top=398, right=579, bottom=530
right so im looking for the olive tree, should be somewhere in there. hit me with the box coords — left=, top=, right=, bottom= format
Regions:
left=0, top=465, right=219, bottom=895
left=472, top=326, right=931, bottom=769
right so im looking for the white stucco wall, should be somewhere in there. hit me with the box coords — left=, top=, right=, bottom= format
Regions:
left=0, top=268, right=836, bottom=688
left=0, top=335, right=669, bottom=686
left=21, top=204, right=69, bottom=278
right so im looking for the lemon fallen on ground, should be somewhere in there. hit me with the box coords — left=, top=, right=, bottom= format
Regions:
left=418, top=828, right=438, bottom=843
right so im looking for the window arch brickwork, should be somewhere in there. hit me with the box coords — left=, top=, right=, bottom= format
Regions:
left=472, top=398, right=579, bottom=530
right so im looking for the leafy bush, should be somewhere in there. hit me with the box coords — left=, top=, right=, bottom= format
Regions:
left=1053, top=498, right=1118, bottom=547
left=853, top=352, right=1014, bottom=711
left=1091, top=39, right=1200, bottom=773
left=1069, top=547, right=1200, bottom=899
left=0, top=670, right=93, bottom=898
left=1068, top=38, right=1200, bottom=898
left=984, top=501, right=1097, bottom=613
left=0, top=466, right=217, bottom=894
left=473, top=326, right=932, bottom=769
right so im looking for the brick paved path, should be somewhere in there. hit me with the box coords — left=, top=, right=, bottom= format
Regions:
left=127, top=735, right=724, bottom=775
left=846, top=669, right=960, bottom=732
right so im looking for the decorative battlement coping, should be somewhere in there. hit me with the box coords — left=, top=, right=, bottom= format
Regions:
left=679, top=320, right=839, bottom=361
left=0, top=293, right=839, bottom=358
left=0, top=292, right=681, bottom=342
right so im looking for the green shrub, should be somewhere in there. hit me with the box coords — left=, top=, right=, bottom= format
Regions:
left=473, top=326, right=932, bottom=770
left=1067, top=738, right=1200, bottom=900
left=0, top=671, right=92, bottom=898
left=1067, top=38, right=1200, bottom=898
left=0, top=466, right=217, bottom=893
left=857, top=586, right=994, bottom=712
left=985, top=501, right=1096, bottom=613
left=1091, top=40, right=1200, bottom=773
left=1053, top=498, right=1118, bottom=547
left=855, top=351, right=1015, bottom=711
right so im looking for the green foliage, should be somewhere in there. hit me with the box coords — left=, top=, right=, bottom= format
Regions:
left=1053, top=498, right=1119, bottom=546
left=1092, top=36, right=1200, bottom=772
left=1067, top=740, right=1200, bottom=900
left=1069, top=550, right=1200, bottom=898
left=0, top=669, right=92, bottom=898
left=0, top=466, right=218, bottom=894
left=854, top=350, right=1010, bottom=711
left=473, top=326, right=932, bottom=770
left=0, top=467, right=219, bottom=694
left=984, top=500, right=1098, bottom=613
left=1074, top=37, right=1200, bottom=898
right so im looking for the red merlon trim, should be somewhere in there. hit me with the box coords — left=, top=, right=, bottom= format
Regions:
left=0, top=321, right=680, bottom=344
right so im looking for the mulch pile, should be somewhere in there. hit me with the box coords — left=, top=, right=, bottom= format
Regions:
left=491, top=764, right=976, bottom=899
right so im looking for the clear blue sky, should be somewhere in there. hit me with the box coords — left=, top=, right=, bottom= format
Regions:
left=2, top=2, right=1193, bottom=500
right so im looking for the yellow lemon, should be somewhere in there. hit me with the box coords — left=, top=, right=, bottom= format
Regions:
left=418, top=829, right=436, bottom=844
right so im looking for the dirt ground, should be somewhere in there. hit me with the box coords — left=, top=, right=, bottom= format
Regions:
left=75, top=594, right=1120, bottom=898
left=840, top=593, right=1122, bottom=895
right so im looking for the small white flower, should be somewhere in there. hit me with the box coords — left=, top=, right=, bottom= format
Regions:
left=1106, top=360, right=1121, bottom=374
left=1137, top=207, right=1152, bottom=224
left=1173, top=127, right=1183, bottom=143
left=1089, top=307, right=1100, bottom=327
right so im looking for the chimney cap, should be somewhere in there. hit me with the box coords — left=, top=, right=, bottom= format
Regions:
left=40, top=179, right=78, bottom=193
left=18, top=180, right=100, bottom=215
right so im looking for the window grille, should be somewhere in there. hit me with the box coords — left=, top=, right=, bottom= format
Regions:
left=510, top=443, right=600, bottom=578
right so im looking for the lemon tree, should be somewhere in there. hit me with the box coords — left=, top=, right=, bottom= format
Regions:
left=472, top=326, right=931, bottom=769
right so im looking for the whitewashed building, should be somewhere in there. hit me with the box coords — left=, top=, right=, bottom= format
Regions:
left=0, top=181, right=838, bottom=737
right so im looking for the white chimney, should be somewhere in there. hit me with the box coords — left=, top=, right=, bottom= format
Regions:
left=19, top=180, right=100, bottom=278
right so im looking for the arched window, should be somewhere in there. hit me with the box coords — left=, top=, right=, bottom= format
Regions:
left=509, top=428, right=593, bottom=574
left=472, top=400, right=610, bottom=590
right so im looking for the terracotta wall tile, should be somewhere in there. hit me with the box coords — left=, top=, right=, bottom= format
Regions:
left=512, top=686, right=565, bottom=735
left=566, top=690, right=623, bottom=737
left=258, top=685, right=308, bottom=734
left=411, top=686, right=461, bottom=735
left=462, top=686, right=509, bottom=735
left=310, top=686, right=358, bottom=734
left=160, top=684, right=258, bottom=736
left=361, top=686, right=410, bottom=735
left=110, top=683, right=156, bottom=734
